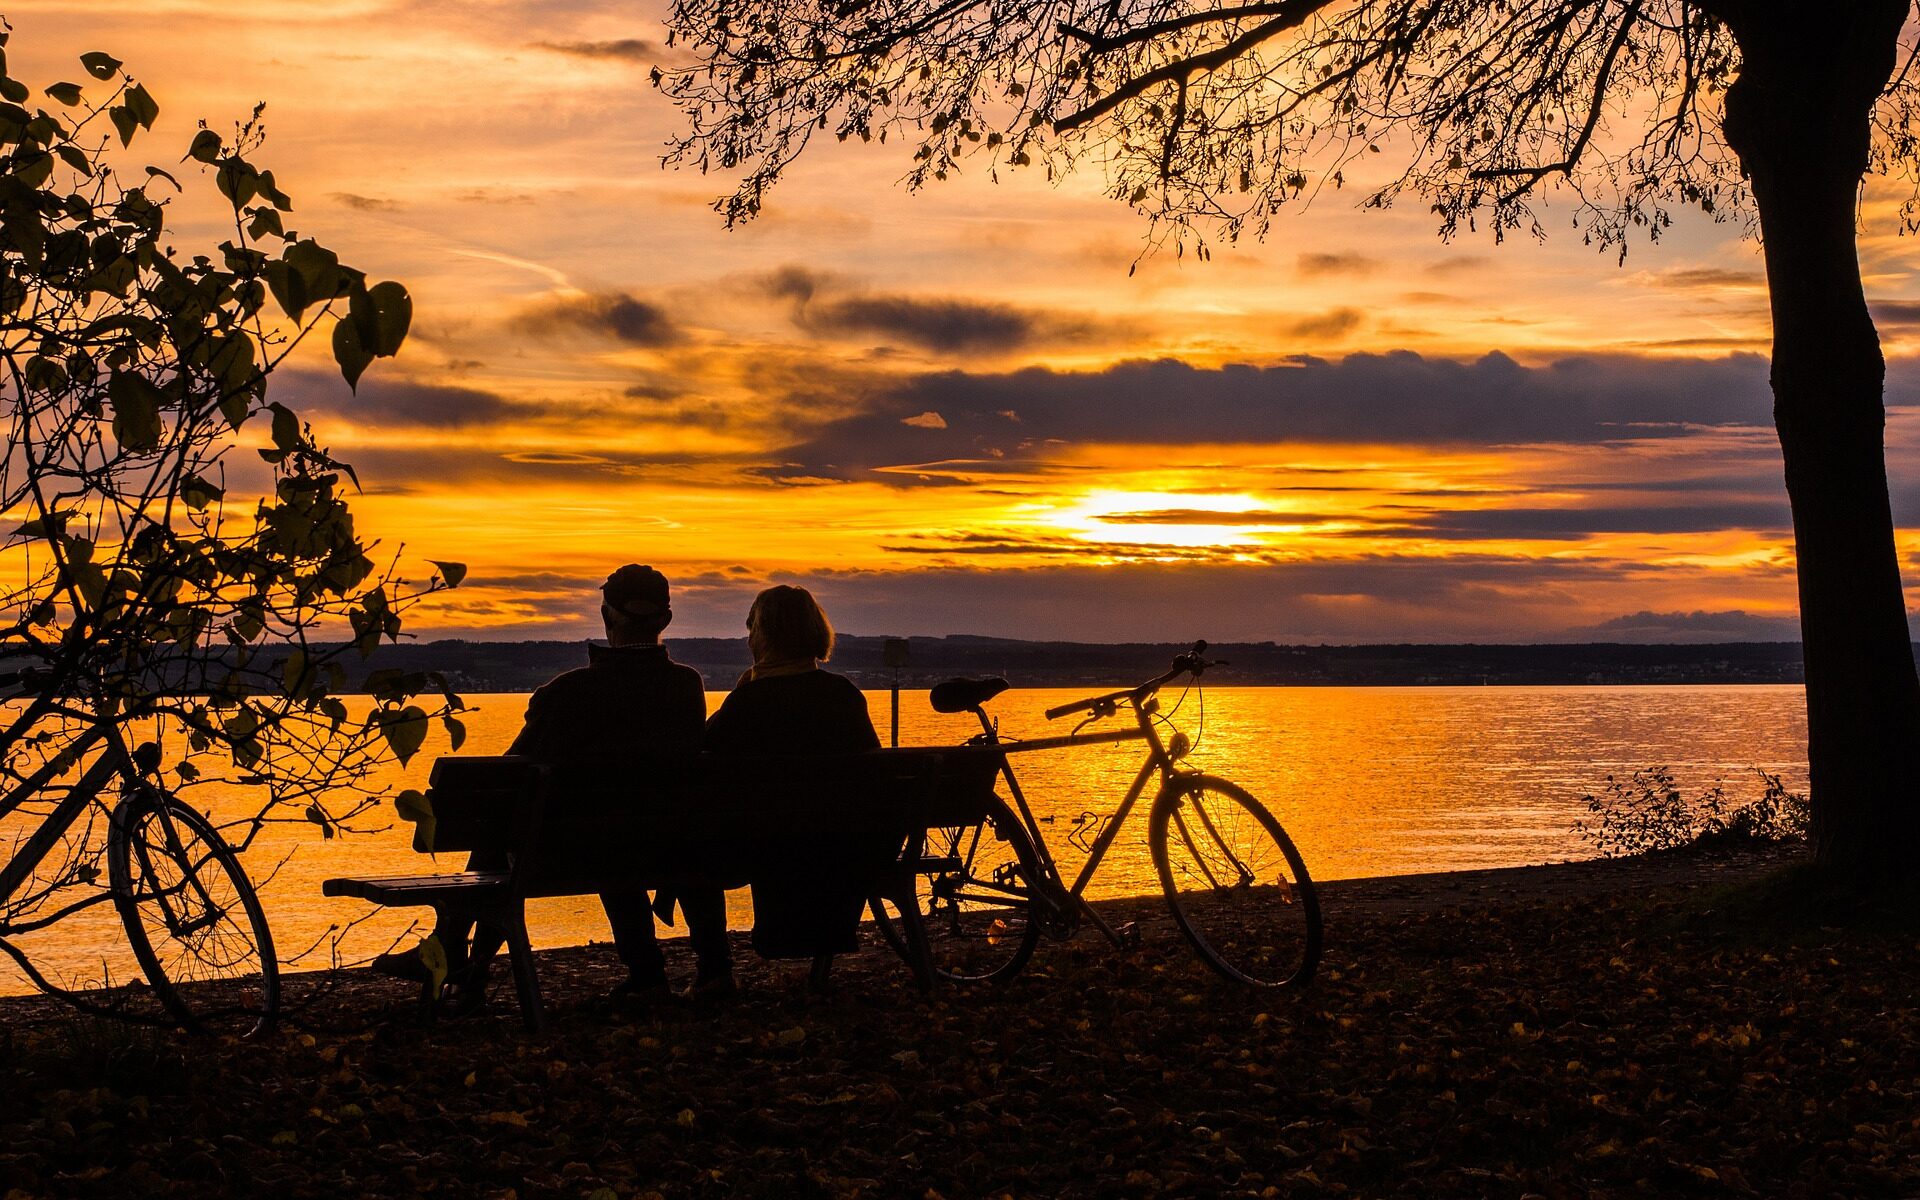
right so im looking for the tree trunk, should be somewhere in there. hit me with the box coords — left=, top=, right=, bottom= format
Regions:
left=1721, top=0, right=1920, bottom=881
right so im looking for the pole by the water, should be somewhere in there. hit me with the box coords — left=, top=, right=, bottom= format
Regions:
left=883, top=637, right=910, bottom=748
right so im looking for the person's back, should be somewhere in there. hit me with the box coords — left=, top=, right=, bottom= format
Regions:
left=510, top=642, right=705, bottom=762
left=703, top=586, right=881, bottom=962
left=704, top=668, right=878, bottom=757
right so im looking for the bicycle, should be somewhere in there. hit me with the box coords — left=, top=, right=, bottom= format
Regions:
left=873, top=642, right=1322, bottom=989
left=0, top=722, right=279, bottom=1035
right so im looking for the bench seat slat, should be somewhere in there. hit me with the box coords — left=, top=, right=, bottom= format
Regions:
left=322, top=871, right=511, bottom=905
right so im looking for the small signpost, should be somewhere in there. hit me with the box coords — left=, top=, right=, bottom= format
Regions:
left=883, top=637, right=911, bottom=747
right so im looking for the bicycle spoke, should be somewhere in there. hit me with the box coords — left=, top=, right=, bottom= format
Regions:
left=1152, top=777, right=1320, bottom=989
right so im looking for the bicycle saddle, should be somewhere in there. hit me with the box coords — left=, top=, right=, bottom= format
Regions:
left=929, top=676, right=1011, bottom=713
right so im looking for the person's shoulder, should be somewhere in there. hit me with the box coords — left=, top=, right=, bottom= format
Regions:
left=819, top=670, right=868, bottom=698
left=528, top=664, right=597, bottom=703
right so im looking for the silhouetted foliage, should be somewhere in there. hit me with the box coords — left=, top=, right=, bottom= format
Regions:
left=658, top=0, right=1920, bottom=881
left=0, top=30, right=462, bottom=990
left=1575, top=765, right=1809, bottom=857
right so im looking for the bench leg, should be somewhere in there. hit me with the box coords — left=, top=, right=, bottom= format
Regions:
left=809, top=953, right=834, bottom=994
left=498, top=904, right=545, bottom=1034
left=885, top=882, right=938, bottom=994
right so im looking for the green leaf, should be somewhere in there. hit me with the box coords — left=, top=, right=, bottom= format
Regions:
left=79, top=51, right=122, bottom=80
left=44, top=81, right=82, bottom=106
left=124, top=82, right=158, bottom=129
left=332, top=314, right=373, bottom=391
left=144, top=164, right=181, bottom=191
left=180, top=473, right=224, bottom=511
left=107, top=371, right=165, bottom=450
left=108, top=104, right=136, bottom=147
left=395, top=788, right=437, bottom=851
left=378, top=705, right=430, bottom=765
left=351, top=280, right=411, bottom=357
left=13, top=508, right=77, bottom=538
left=284, top=238, right=342, bottom=301
left=430, top=560, right=467, bottom=588
left=268, top=402, right=302, bottom=453
left=262, top=259, right=307, bottom=320
left=303, top=803, right=335, bottom=839
left=416, top=934, right=448, bottom=991
left=186, top=128, right=222, bottom=163
left=442, top=715, right=467, bottom=752
left=0, top=78, right=26, bottom=104
left=247, top=205, right=284, bottom=241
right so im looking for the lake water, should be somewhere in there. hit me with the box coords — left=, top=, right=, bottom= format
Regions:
left=1, top=684, right=1808, bottom=995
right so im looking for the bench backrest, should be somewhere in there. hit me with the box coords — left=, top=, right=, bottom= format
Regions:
left=416, top=748, right=1004, bottom=893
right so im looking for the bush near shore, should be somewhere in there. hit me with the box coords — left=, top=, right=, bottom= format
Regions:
left=1, top=848, right=1914, bottom=1199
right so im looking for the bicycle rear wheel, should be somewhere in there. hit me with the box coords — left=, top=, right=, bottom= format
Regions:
left=1149, top=774, right=1321, bottom=988
left=871, top=794, right=1043, bottom=984
left=109, top=790, right=278, bottom=1035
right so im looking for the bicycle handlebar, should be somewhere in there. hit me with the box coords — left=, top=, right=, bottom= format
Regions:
left=1044, top=641, right=1221, bottom=720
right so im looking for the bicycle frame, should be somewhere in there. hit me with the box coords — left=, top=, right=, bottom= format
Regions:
left=0, top=735, right=223, bottom=943
left=0, top=739, right=119, bottom=907
left=967, top=687, right=1188, bottom=948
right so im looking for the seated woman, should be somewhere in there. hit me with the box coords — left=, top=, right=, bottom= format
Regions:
left=704, top=585, right=881, bottom=968
left=706, top=585, right=879, bottom=756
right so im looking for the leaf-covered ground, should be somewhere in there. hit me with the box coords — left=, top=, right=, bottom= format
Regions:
left=3, top=847, right=1915, bottom=1199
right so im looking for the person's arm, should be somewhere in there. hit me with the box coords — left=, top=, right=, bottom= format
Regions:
left=843, top=678, right=881, bottom=751
left=504, top=685, right=554, bottom=757
left=672, top=668, right=707, bottom=746
left=702, top=685, right=747, bottom=753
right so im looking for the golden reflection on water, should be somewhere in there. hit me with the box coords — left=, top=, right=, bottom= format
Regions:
left=1, top=685, right=1806, bottom=994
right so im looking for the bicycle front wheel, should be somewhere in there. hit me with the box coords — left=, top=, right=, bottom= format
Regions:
left=1149, top=774, right=1321, bottom=989
left=109, top=792, right=278, bottom=1035
left=872, top=794, right=1043, bottom=984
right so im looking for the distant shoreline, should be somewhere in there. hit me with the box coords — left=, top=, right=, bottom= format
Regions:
left=335, top=636, right=1852, bottom=692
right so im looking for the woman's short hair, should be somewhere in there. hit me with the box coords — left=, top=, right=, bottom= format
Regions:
left=749, top=585, right=835, bottom=661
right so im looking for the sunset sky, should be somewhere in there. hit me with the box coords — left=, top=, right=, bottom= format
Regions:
left=10, top=1, right=1920, bottom=643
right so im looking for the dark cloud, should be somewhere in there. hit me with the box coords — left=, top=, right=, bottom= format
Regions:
left=1297, top=253, right=1378, bottom=277
left=766, top=266, right=1115, bottom=354
left=331, top=193, right=402, bottom=212
left=818, top=296, right=1037, bottom=353
left=1649, top=267, right=1765, bottom=290
left=1871, top=300, right=1920, bottom=329
left=276, top=372, right=533, bottom=430
left=652, top=556, right=1724, bottom=644
left=764, top=351, right=1780, bottom=483
left=1381, top=502, right=1794, bottom=540
left=1284, top=308, right=1366, bottom=340
left=515, top=292, right=681, bottom=347
left=532, top=38, right=653, bottom=62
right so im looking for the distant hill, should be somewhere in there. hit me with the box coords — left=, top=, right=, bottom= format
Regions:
left=341, top=636, right=1828, bottom=692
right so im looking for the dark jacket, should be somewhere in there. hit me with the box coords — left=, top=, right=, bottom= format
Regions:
left=703, top=669, right=880, bottom=757
left=508, top=643, right=706, bottom=761
left=704, top=669, right=881, bottom=957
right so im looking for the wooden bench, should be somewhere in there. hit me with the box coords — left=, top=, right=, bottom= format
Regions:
left=323, top=749, right=999, bottom=1031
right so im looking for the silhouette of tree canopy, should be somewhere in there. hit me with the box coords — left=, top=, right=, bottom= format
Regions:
left=0, top=32, right=461, bottom=984
left=658, top=0, right=1920, bottom=880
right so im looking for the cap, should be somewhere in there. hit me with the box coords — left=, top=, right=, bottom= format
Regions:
left=602, top=564, right=671, bottom=618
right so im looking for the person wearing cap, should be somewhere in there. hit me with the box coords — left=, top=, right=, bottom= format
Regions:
left=377, top=565, right=732, bottom=1007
